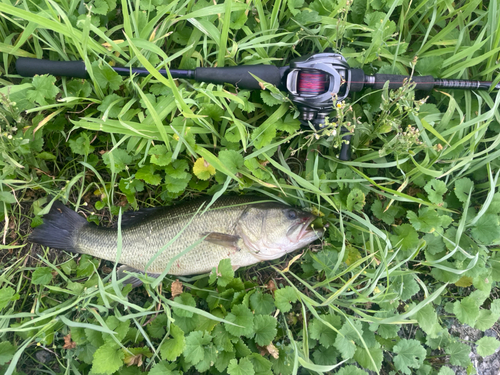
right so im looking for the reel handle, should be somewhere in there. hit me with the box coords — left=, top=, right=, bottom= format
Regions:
left=339, top=129, right=352, bottom=161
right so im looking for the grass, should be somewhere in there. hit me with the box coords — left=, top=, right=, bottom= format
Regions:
left=1, top=0, right=500, bottom=374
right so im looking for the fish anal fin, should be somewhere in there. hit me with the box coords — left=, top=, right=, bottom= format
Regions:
left=202, top=232, right=241, bottom=250
left=117, top=265, right=160, bottom=288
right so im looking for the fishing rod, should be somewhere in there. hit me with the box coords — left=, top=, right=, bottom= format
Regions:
left=16, top=53, right=500, bottom=160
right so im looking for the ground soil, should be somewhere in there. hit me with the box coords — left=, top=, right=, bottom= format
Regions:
left=450, top=321, right=500, bottom=375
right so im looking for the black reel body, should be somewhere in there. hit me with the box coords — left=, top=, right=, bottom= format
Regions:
left=286, top=53, right=360, bottom=160
left=286, top=53, right=351, bottom=128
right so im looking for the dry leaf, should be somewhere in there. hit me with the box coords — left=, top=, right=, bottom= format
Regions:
left=63, top=334, right=76, bottom=349
left=282, top=252, right=303, bottom=272
left=267, top=279, right=277, bottom=294
left=101, top=39, right=124, bottom=51
left=171, top=279, right=183, bottom=298
left=124, top=353, right=143, bottom=367
left=257, top=345, right=268, bottom=357
left=266, top=343, right=279, bottom=359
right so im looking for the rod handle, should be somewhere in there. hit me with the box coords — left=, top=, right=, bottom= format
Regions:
left=16, top=57, right=88, bottom=78
left=371, top=74, right=435, bottom=90
left=194, top=65, right=282, bottom=90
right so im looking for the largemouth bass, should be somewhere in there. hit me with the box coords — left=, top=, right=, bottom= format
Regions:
left=29, top=196, right=323, bottom=283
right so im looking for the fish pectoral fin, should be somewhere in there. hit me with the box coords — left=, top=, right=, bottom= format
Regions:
left=117, top=265, right=160, bottom=288
left=202, top=232, right=241, bottom=250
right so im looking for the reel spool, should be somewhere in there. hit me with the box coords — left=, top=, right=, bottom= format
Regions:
left=297, top=70, right=329, bottom=95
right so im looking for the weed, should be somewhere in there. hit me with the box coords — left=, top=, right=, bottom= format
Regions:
left=1, top=0, right=500, bottom=374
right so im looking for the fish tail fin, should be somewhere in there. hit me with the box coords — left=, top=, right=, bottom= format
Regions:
left=29, top=201, right=88, bottom=253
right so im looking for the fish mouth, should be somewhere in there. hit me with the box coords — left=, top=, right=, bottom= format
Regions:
left=293, top=216, right=325, bottom=241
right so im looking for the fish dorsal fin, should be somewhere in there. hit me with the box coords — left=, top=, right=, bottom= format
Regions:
left=116, top=207, right=165, bottom=228
left=202, top=232, right=241, bottom=250
left=117, top=265, right=160, bottom=288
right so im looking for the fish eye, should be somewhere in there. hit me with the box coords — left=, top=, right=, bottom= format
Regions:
left=286, top=209, right=297, bottom=220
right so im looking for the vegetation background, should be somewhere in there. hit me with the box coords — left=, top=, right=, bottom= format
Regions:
left=1, top=0, right=500, bottom=374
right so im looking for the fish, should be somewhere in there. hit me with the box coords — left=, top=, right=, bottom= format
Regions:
left=29, top=196, right=324, bottom=285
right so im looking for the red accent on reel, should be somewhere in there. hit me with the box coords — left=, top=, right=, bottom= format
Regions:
left=297, top=70, right=328, bottom=95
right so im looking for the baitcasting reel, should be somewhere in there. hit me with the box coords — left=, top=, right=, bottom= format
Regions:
left=16, top=52, right=500, bottom=160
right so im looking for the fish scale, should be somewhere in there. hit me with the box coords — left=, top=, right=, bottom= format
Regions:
left=29, top=195, right=323, bottom=279
left=76, top=196, right=260, bottom=275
